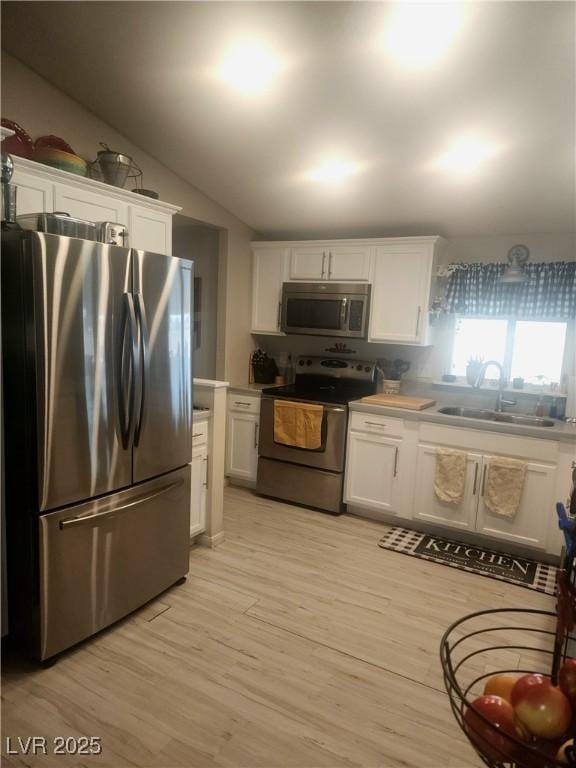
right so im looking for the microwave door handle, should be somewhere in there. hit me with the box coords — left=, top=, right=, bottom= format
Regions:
left=340, top=297, right=348, bottom=330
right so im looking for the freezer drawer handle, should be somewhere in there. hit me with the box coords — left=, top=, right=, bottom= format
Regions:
left=59, top=479, right=184, bottom=529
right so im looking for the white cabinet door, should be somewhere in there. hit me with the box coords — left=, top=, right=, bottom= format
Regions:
left=369, top=243, right=433, bottom=344
left=226, top=411, right=259, bottom=481
left=475, top=456, right=555, bottom=550
left=11, top=168, right=53, bottom=215
left=289, top=246, right=327, bottom=280
left=190, top=447, right=207, bottom=537
left=344, top=431, right=402, bottom=514
left=129, top=205, right=172, bottom=255
left=54, top=184, right=128, bottom=227
left=251, top=247, right=288, bottom=334
left=326, top=245, right=371, bottom=281
left=414, top=445, right=482, bottom=531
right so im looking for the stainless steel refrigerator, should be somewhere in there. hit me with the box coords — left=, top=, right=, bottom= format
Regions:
left=1, top=230, right=193, bottom=661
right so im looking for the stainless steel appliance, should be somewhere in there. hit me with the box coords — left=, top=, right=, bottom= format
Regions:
left=17, top=211, right=98, bottom=240
left=281, top=282, right=371, bottom=339
left=1, top=230, right=193, bottom=660
left=97, top=220, right=129, bottom=246
left=257, top=356, right=375, bottom=513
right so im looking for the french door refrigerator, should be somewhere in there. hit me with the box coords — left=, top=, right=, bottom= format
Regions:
left=1, top=230, right=193, bottom=660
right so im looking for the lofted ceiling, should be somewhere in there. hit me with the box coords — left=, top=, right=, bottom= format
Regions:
left=2, top=1, right=575, bottom=238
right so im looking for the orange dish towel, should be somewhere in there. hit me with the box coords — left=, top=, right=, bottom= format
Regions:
left=273, top=400, right=324, bottom=450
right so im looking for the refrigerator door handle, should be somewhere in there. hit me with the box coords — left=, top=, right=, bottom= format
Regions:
left=134, top=293, right=149, bottom=447
left=119, top=293, right=139, bottom=449
left=59, top=479, right=184, bottom=529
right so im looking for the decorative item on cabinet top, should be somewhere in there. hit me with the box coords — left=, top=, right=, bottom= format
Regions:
left=89, top=143, right=142, bottom=189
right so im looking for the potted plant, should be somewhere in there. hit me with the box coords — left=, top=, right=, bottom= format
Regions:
left=466, top=356, right=484, bottom=385
left=376, top=359, right=410, bottom=394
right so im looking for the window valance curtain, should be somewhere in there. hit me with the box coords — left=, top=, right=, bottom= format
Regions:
left=444, top=262, right=576, bottom=319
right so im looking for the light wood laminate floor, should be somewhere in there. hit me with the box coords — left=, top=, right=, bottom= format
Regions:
left=2, top=486, right=554, bottom=768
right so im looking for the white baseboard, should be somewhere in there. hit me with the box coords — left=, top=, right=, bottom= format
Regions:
left=197, top=531, right=226, bottom=548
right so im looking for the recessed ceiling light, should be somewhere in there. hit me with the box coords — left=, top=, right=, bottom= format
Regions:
left=381, top=3, right=465, bottom=70
left=435, top=137, right=499, bottom=175
left=216, top=42, right=281, bottom=94
left=307, top=159, right=361, bottom=183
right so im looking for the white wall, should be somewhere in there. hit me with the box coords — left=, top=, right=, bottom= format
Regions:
left=1, top=51, right=257, bottom=384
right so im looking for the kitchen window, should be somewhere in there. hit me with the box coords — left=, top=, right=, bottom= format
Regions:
left=450, top=317, right=568, bottom=385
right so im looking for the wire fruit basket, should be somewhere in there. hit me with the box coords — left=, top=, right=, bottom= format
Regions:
left=441, top=583, right=576, bottom=766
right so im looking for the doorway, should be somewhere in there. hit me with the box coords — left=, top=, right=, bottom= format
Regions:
left=173, top=215, right=221, bottom=380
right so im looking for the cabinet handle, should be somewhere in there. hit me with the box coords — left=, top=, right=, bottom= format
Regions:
left=415, top=306, right=422, bottom=336
left=393, top=446, right=399, bottom=477
left=328, top=252, right=333, bottom=278
left=321, top=252, right=326, bottom=278
left=254, top=422, right=259, bottom=449
left=481, top=464, right=487, bottom=496
left=192, top=432, right=204, bottom=438
left=203, top=456, right=209, bottom=489
left=277, top=301, right=282, bottom=329
left=472, top=462, right=479, bottom=495
left=234, top=401, right=251, bottom=407
left=364, top=421, right=386, bottom=428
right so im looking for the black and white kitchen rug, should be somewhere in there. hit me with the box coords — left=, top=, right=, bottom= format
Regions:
left=378, top=527, right=557, bottom=595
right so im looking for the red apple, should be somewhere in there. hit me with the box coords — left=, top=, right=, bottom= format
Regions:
left=511, top=674, right=551, bottom=707
left=559, top=659, right=576, bottom=704
left=512, top=677, right=572, bottom=740
left=484, top=673, right=521, bottom=703
left=464, top=694, right=528, bottom=762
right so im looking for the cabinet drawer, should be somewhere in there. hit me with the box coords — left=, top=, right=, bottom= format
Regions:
left=349, top=411, right=404, bottom=437
left=192, top=420, right=208, bottom=446
left=228, top=394, right=261, bottom=414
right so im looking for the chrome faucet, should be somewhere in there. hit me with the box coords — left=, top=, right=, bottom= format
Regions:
left=473, top=360, right=517, bottom=412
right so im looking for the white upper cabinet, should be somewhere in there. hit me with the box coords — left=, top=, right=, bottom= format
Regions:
left=325, top=245, right=371, bottom=281
left=129, top=205, right=173, bottom=255
left=11, top=166, right=54, bottom=215
left=9, top=158, right=180, bottom=255
left=251, top=246, right=289, bottom=334
left=289, top=246, right=327, bottom=280
left=289, top=243, right=371, bottom=281
left=54, top=183, right=128, bottom=227
left=369, top=238, right=441, bottom=345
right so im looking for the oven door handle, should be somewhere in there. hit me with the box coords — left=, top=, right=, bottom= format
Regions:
left=262, top=396, right=345, bottom=413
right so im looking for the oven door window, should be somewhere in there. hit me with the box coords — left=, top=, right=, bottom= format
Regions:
left=285, top=298, right=343, bottom=330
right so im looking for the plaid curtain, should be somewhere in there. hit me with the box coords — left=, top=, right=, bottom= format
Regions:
left=445, top=262, right=576, bottom=319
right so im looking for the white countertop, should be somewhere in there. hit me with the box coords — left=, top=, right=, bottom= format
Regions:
left=194, top=378, right=229, bottom=390
left=192, top=408, right=211, bottom=423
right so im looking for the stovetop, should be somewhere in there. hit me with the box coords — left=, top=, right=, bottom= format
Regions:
left=262, top=356, right=376, bottom=405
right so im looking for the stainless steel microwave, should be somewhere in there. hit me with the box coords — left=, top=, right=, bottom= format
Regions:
left=281, top=282, right=371, bottom=338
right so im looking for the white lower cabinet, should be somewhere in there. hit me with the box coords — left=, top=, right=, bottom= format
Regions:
left=190, top=445, right=208, bottom=537
left=190, top=420, right=209, bottom=537
left=414, top=446, right=482, bottom=531
left=345, top=431, right=402, bottom=514
left=414, top=443, right=556, bottom=550
left=226, top=395, right=260, bottom=482
left=475, top=456, right=555, bottom=549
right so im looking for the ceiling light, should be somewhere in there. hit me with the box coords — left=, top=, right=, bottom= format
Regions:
left=435, top=137, right=498, bottom=175
left=307, top=159, right=361, bottom=183
left=216, top=43, right=281, bottom=94
left=382, top=3, right=464, bottom=70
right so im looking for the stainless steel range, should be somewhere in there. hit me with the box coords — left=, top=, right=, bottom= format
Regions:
left=257, top=356, right=376, bottom=514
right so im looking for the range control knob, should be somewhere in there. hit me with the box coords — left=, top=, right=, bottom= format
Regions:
left=306, top=359, right=312, bottom=366
left=298, top=359, right=305, bottom=366
left=356, top=364, right=362, bottom=371
left=364, top=366, right=371, bottom=372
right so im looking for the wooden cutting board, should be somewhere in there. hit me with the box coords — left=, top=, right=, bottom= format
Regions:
left=360, top=394, right=436, bottom=410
